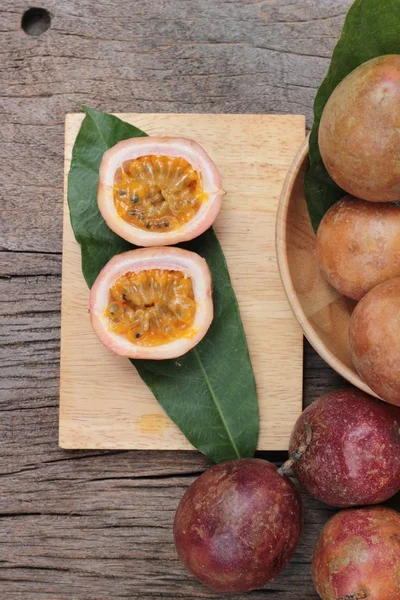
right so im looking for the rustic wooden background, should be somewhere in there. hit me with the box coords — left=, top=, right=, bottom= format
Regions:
left=3, top=1, right=396, bottom=599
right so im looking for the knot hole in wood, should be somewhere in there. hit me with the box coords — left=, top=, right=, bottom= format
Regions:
left=21, top=7, right=51, bottom=36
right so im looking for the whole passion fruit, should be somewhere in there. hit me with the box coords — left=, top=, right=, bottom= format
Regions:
left=174, top=459, right=302, bottom=593
left=349, top=277, right=400, bottom=406
left=89, top=247, right=213, bottom=360
left=313, top=506, right=400, bottom=600
left=98, top=137, right=222, bottom=246
left=319, top=55, right=400, bottom=202
left=289, top=389, right=400, bottom=507
left=317, top=196, right=400, bottom=300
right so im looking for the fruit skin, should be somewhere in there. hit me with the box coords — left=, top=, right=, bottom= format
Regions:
left=173, top=459, right=302, bottom=593
left=316, top=196, right=400, bottom=300
left=313, top=506, right=400, bottom=600
left=98, top=137, right=222, bottom=246
left=349, top=278, right=400, bottom=406
left=89, top=247, right=213, bottom=360
left=319, top=55, right=400, bottom=202
left=289, top=389, right=400, bottom=507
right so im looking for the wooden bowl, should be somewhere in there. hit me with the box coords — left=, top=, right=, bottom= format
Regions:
left=276, top=138, right=379, bottom=398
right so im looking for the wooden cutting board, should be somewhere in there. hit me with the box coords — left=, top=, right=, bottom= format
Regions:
left=60, top=113, right=305, bottom=451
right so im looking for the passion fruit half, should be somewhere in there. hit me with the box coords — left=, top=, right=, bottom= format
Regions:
left=98, top=137, right=222, bottom=246
left=89, top=247, right=213, bottom=360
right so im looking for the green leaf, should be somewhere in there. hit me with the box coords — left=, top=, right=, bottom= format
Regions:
left=67, top=106, right=259, bottom=463
left=68, top=106, right=145, bottom=286
left=305, top=0, right=400, bottom=232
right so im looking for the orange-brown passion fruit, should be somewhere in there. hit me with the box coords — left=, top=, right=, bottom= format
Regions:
left=98, top=138, right=222, bottom=246
left=319, top=55, right=400, bottom=202
left=89, top=247, right=213, bottom=360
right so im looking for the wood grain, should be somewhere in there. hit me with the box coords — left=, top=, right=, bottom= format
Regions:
left=61, top=112, right=305, bottom=451
left=0, top=1, right=374, bottom=598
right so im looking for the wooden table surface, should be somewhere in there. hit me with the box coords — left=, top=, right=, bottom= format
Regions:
left=0, top=1, right=381, bottom=598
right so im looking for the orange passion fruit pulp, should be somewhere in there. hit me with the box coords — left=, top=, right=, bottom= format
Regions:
left=98, top=137, right=222, bottom=246
left=89, top=247, right=213, bottom=360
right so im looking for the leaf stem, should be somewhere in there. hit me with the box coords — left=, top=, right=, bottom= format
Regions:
left=194, top=348, right=241, bottom=459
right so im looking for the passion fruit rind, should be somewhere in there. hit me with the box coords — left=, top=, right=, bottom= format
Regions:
left=89, top=247, right=213, bottom=360
left=98, top=137, right=222, bottom=247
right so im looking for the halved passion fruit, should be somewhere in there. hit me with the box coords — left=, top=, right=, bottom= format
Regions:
left=98, top=137, right=222, bottom=246
left=89, top=247, right=213, bottom=360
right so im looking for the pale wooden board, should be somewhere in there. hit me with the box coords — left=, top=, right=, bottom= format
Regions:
left=60, top=113, right=305, bottom=451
